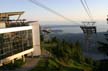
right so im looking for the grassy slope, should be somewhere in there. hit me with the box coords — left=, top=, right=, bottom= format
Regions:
left=31, top=57, right=92, bottom=71
left=31, top=41, right=93, bottom=71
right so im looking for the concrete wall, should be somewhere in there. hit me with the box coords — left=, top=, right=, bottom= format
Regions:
left=0, top=26, right=33, bottom=66
left=0, top=23, right=41, bottom=66
left=31, top=22, right=41, bottom=56
left=0, top=22, right=6, bottom=28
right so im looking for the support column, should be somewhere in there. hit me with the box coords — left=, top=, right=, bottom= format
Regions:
left=31, top=52, right=33, bottom=58
left=0, top=60, right=3, bottom=66
left=11, top=59, right=14, bottom=64
left=31, top=22, right=41, bottom=56
left=22, top=55, right=25, bottom=62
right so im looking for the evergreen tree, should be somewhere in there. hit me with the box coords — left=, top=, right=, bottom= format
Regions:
left=98, top=33, right=108, bottom=55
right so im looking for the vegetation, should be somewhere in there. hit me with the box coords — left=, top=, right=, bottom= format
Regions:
left=97, top=33, right=108, bottom=71
left=0, top=59, right=25, bottom=70
left=98, top=33, right=108, bottom=55
left=32, top=37, right=97, bottom=71
left=96, top=60, right=108, bottom=71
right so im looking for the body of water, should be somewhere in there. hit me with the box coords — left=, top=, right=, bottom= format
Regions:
left=43, top=24, right=108, bottom=33
left=41, top=24, right=108, bottom=60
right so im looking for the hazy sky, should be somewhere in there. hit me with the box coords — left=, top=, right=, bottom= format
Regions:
left=0, top=0, right=108, bottom=24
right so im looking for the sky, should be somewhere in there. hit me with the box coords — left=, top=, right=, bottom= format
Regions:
left=0, top=0, right=108, bottom=25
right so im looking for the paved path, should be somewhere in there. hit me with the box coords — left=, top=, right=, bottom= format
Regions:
left=14, top=57, right=40, bottom=71
left=1, top=57, right=40, bottom=71
left=1, top=49, right=49, bottom=71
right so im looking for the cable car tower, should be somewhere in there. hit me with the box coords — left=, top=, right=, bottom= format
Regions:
left=80, top=21, right=97, bottom=51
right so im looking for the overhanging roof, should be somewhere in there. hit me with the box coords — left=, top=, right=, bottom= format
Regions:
left=0, top=11, right=24, bottom=17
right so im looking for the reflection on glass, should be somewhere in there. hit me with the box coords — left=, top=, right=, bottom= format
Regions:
left=0, top=30, right=32, bottom=59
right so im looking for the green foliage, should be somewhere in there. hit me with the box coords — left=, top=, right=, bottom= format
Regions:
left=94, top=60, right=108, bottom=71
left=45, top=38, right=84, bottom=63
left=96, top=32, right=108, bottom=70
left=31, top=58, right=84, bottom=71
left=98, top=33, right=108, bottom=55
left=84, top=57, right=94, bottom=66
left=34, top=37, right=95, bottom=71
left=0, top=59, right=25, bottom=70
left=40, top=34, right=44, bottom=41
left=98, top=41, right=108, bottom=55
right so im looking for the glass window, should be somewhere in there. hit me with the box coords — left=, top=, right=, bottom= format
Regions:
left=0, top=30, right=33, bottom=59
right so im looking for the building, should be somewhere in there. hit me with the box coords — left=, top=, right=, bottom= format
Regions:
left=0, top=11, right=41, bottom=66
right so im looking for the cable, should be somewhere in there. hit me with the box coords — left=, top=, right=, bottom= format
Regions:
left=80, top=0, right=92, bottom=20
left=80, top=0, right=94, bottom=21
left=28, top=0, right=80, bottom=25
left=83, top=0, right=94, bottom=21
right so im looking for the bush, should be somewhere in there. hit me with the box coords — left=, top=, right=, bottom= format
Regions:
left=0, top=59, right=25, bottom=70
